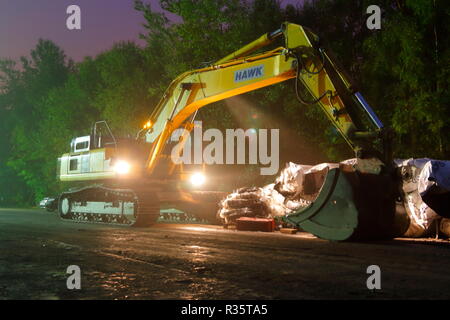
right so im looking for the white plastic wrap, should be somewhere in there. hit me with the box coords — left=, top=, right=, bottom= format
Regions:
left=395, top=158, right=450, bottom=231
left=274, top=162, right=306, bottom=195
left=395, top=158, right=450, bottom=195
left=260, top=184, right=289, bottom=217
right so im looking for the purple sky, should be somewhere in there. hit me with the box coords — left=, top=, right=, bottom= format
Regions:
left=0, top=0, right=302, bottom=63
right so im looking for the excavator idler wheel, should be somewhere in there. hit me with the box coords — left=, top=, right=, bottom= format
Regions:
left=60, top=197, right=71, bottom=216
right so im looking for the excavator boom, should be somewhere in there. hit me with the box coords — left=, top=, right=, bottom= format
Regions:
left=142, top=22, right=390, bottom=175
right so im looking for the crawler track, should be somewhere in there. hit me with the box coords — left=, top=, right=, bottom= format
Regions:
left=58, top=185, right=160, bottom=227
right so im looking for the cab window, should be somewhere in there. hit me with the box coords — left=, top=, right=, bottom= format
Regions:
left=75, top=141, right=89, bottom=151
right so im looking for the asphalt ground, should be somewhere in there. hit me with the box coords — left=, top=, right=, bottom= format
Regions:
left=1, top=208, right=450, bottom=300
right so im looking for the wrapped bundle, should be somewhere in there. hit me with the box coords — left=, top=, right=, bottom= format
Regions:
left=217, top=187, right=269, bottom=225
left=395, top=158, right=450, bottom=237
left=217, top=164, right=316, bottom=225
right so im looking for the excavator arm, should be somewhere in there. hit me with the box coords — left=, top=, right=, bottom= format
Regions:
left=142, top=22, right=391, bottom=175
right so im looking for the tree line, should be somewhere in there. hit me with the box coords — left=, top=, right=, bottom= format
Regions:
left=0, top=0, right=448, bottom=206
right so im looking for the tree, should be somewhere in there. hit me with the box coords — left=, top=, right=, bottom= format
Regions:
left=1, top=0, right=448, bottom=205
left=362, top=0, right=450, bottom=158
left=90, top=42, right=155, bottom=136
left=0, top=40, right=72, bottom=204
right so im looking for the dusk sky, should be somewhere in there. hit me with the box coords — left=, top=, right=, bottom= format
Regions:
left=0, top=0, right=302, bottom=62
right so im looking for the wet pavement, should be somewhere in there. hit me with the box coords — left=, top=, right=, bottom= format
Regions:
left=1, top=208, right=450, bottom=300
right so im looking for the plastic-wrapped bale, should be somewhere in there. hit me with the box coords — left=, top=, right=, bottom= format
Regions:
left=260, top=184, right=290, bottom=216
left=273, top=162, right=307, bottom=196
left=395, top=158, right=450, bottom=237
left=217, top=168, right=315, bottom=226
left=217, top=187, right=269, bottom=225
left=261, top=183, right=311, bottom=216
left=274, top=162, right=328, bottom=205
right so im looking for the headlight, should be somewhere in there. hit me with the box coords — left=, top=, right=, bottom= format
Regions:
left=114, top=160, right=131, bottom=174
left=190, top=172, right=206, bottom=186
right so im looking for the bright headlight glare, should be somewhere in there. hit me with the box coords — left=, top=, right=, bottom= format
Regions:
left=190, top=172, right=206, bottom=186
left=114, top=160, right=131, bottom=174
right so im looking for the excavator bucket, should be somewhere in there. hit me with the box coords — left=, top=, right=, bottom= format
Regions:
left=283, top=168, right=399, bottom=241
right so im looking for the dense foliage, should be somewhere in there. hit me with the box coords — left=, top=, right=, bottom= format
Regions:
left=0, top=0, right=448, bottom=206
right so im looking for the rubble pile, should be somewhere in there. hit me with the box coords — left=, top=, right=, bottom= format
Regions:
left=217, top=162, right=322, bottom=225
left=218, top=158, right=450, bottom=238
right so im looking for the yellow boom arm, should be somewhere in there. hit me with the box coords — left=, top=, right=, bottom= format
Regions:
left=143, top=22, right=386, bottom=174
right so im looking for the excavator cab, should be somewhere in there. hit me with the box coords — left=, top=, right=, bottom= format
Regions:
left=70, top=136, right=90, bottom=153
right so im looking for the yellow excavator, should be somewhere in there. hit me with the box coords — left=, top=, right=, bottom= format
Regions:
left=57, top=22, right=398, bottom=240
